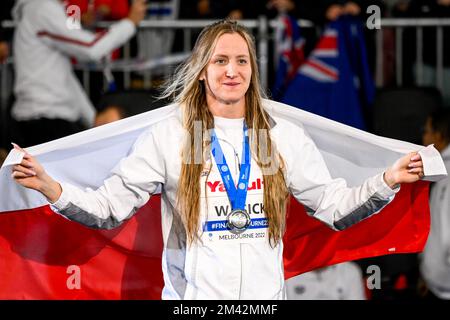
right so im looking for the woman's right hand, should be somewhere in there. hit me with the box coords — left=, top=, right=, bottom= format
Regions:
left=11, top=144, right=62, bottom=203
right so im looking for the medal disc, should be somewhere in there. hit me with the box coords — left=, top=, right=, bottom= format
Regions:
left=227, top=209, right=251, bottom=233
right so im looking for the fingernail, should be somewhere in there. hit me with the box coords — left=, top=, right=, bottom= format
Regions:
left=408, top=163, right=414, bottom=168
left=30, top=171, right=36, bottom=176
left=408, top=169, right=414, bottom=173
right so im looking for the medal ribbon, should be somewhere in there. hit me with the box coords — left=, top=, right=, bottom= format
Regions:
left=210, top=122, right=251, bottom=211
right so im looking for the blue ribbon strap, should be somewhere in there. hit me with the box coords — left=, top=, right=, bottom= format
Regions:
left=210, top=122, right=251, bottom=211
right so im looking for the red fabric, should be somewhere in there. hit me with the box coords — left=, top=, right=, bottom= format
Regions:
left=0, top=181, right=429, bottom=299
left=66, top=0, right=129, bottom=19
left=283, top=181, right=430, bottom=279
left=66, top=0, right=89, bottom=13
left=0, top=197, right=164, bottom=299
left=95, top=0, right=129, bottom=20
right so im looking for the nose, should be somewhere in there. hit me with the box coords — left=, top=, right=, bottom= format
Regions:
left=225, top=62, right=236, bottom=78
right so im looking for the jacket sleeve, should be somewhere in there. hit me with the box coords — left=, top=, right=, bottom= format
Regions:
left=49, top=128, right=166, bottom=229
left=35, top=1, right=135, bottom=62
left=279, top=122, right=399, bottom=231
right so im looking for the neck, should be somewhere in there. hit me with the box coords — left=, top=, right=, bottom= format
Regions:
left=207, top=98, right=245, bottom=119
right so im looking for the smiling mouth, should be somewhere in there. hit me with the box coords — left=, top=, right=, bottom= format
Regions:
left=223, top=83, right=240, bottom=86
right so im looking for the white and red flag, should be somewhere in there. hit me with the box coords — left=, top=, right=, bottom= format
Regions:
left=0, top=100, right=446, bottom=299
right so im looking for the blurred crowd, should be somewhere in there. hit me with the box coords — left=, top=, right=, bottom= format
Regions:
left=1, top=0, right=450, bottom=301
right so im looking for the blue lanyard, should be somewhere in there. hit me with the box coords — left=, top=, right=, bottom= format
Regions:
left=210, top=122, right=251, bottom=211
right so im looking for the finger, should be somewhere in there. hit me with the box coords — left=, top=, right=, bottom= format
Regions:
left=411, top=153, right=421, bottom=161
left=19, top=159, right=34, bottom=169
left=11, top=142, right=32, bottom=159
left=11, top=171, right=34, bottom=179
left=408, top=161, right=423, bottom=168
left=408, top=167, right=423, bottom=174
left=12, top=165, right=36, bottom=176
left=11, top=142, right=27, bottom=153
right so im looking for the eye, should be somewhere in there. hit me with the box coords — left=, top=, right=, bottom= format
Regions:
left=214, top=58, right=227, bottom=65
left=238, top=58, right=248, bottom=65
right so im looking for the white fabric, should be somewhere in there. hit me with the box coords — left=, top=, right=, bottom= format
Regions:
left=11, top=0, right=136, bottom=127
left=1, top=99, right=446, bottom=212
left=285, top=262, right=366, bottom=300
left=421, top=145, right=450, bottom=299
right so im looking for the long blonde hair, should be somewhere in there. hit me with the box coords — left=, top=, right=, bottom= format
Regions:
left=161, top=20, right=289, bottom=246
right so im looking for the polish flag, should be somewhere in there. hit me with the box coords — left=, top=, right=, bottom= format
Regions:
left=0, top=100, right=445, bottom=299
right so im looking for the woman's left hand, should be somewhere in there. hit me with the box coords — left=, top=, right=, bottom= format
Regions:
left=384, top=152, right=424, bottom=189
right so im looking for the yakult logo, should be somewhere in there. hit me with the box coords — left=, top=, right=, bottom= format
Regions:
left=207, top=178, right=264, bottom=193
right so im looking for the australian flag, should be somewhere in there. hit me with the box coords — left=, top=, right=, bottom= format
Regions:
left=272, top=15, right=305, bottom=100
left=279, top=16, right=375, bottom=130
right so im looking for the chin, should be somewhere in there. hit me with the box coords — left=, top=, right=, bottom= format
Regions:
left=220, top=93, right=246, bottom=104
left=219, top=97, right=243, bottom=105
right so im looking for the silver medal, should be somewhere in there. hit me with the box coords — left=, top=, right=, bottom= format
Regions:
left=227, top=209, right=251, bottom=234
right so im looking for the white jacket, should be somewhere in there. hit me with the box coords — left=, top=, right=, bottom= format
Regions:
left=421, top=145, right=450, bottom=299
left=11, top=0, right=136, bottom=127
left=50, top=104, right=399, bottom=300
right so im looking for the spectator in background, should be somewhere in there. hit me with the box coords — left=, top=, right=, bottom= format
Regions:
left=419, top=108, right=450, bottom=300
left=316, top=1, right=385, bottom=76
left=285, top=262, right=367, bottom=300
left=395, top=0, right=450, bottom=106
left=138, top=0, right=179, bottom=61
left=10, top=0, right=146, bottom=147
left=66, top=0, right=133, bottom=104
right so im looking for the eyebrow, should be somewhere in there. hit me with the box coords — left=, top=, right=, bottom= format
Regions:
left=212, top=54, right=250, bottom=59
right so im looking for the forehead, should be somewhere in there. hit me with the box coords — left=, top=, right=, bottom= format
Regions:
left=212, top=33, right=250, bottom=56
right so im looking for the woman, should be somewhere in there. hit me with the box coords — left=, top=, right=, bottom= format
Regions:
left=12, top=20, right=424, bottom=300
